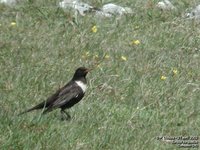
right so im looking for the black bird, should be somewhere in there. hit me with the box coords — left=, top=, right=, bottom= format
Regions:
left=18, top=67, right=90, bottom=120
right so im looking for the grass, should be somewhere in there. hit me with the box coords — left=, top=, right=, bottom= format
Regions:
left=0, top=0, right=199, bottom=149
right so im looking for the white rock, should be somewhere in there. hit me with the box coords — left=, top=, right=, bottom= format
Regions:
left=156, top=0, right=175, bottom=10
left=59, top=0, right=95, bottom=16
left=0, top=0, right=17, bottom=6
left=102, top=3, right=133, bottom=16
left=59, top=1, right=133, bottom=19
left=95, top=10, right=112, bottom=18
left=186, top=5, right=200, bottom=19
left=95, top=3, right=133, bottom=18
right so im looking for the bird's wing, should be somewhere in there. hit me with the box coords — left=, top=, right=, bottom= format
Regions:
left=43, top=83, right=82, bottom=112
left=43, top=80, right=75, bottom=105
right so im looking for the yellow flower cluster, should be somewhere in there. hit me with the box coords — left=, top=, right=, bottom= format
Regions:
left=172, top=68, right=178, bottom=75
left=121, top=56, right=127, bottom=61
left=132, top=40, right=140, bottom=45
left=10, top=22, right=16, bottom=26
left=91, top=25, right=97, bottom=33
left=160, top=75, right=167, bottom=80
left=160, top=68, right=178, bottom=81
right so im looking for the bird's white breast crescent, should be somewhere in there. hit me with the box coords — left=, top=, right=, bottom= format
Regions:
left=75, top=81, right=87, bottom=93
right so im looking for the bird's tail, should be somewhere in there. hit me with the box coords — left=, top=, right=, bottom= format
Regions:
left=18, top=108, right=36, bottom=116
left=18, top=101, right=48, bottom=116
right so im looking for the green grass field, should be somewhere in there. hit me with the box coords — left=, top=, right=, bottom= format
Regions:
left=0, top=0, right=199, bottom=149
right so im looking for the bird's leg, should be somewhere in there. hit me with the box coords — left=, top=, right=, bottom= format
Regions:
left=60, top=110, right=71, bottom=121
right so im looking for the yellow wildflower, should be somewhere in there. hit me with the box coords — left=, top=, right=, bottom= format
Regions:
left=135, top=26, right=139, bottom=29
left=161, top=75, right=167, bottom=80
left=132, top=40, right=140, bottom=45
left=10, top=22, right=16, bottom=26
left=85, top=51, right=90, bottom=56
left=105, top=54, right=110, bottom=59
left=121, top=56, right=127, bottom=61
left=91, top=25, right=97, bottom=33
left=94, top=54, right=99, bottom=58
left=172, top=68, right=178, bottom=75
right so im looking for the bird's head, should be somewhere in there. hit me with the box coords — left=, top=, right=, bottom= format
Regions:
left=73, top=67, right=90, bottom=80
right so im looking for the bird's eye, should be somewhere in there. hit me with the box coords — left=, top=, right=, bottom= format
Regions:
left=192, top=12, right=195, bottom=16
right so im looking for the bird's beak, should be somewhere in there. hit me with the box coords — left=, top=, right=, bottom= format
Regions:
left=85, top=68, right=92, bottom=73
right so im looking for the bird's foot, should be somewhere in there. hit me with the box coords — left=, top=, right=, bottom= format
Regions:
left=61, top=110, right=71, bottom=121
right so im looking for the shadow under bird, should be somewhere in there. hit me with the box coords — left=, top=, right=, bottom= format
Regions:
left=18, top=67, right=90, bottom=120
